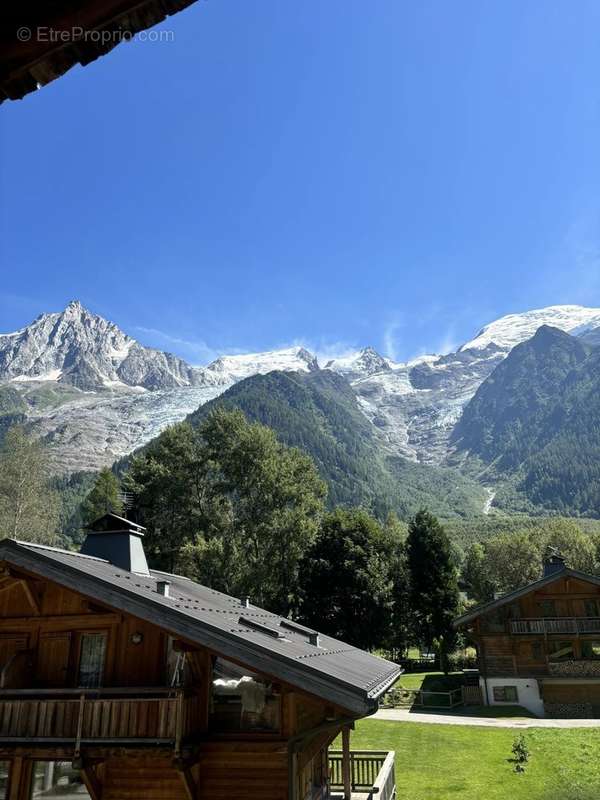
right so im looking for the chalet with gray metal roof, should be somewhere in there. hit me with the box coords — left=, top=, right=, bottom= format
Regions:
left=0, top=513, right=400, bottom=799
left=455, top=552, right=600, bottom=719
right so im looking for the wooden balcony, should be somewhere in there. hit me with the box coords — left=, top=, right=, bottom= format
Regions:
left=510, top=617, right=600, bottom=635
left=0, top=687, right=200, bottom=751
left=329, top=750, right=395, bottom=799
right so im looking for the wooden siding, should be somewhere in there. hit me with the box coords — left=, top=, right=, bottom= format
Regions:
left=101, top=756, right=189, bottom=800
left=195, top=742, right=288, bottom=800
left=471, top=575, right=600, bottom=679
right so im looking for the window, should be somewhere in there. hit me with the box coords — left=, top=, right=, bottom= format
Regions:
left=493, top=686, right=518, bottom=703
left=210, top=657, right=280, bottom=733
left=548, top=641, right=574, bottom=662
left=30, top=762, right=91, bottom=798
left=518, top=641, right=543, bottom=661
left=0, top=762, right=9, bottom=800
left=538, top=600, right=556, bottom=618
left=481, top=610, right=505, bottom=633
left=531, top=641, right=544, bottom=661
left=165, top=636, right=190, bottom=687
left=77, top=633, right=107, bottom=688
left=585, top=599, right=600, bottom=617
left=582, top=641, right=600, bottom=660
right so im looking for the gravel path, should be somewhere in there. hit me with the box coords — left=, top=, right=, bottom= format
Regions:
left=374, top=708, right=600, bottom=728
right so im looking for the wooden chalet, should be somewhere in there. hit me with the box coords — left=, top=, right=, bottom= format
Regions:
left=455, top=552, right=600, bottom=718
left=0, top=514, right=400, bottom=799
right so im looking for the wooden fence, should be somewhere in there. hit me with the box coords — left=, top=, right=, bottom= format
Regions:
left=329, top=750, right=395, bottom=798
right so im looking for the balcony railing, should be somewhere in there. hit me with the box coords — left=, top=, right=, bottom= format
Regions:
left=0, top=687, right=199, bottom=753
left=510, top=617, right=600, bottom=635
left=329, top=750, right=395, bottom=799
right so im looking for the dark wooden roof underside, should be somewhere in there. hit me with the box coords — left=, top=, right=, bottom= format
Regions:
left=1, top=0, right=199, bottom=103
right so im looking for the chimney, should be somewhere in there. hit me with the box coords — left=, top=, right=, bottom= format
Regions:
left=81, top=513, right=149, bottom=576
left=543, top=547, right=566, bottom=578
left=240, top=596, right=250, bottom=608
left=156, top=580, right=170, bottom=597
left=308, top=632, right=320, bottom=647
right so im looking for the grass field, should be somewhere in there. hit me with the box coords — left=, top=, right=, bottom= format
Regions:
left=348, top=719, right=600, bottom=800
left=398, top=671, right=463, bottom=691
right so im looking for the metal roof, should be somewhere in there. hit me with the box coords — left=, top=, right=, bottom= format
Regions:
left=0, top=538, right=402, bottom=716
left=454, top=566, right=600, bottom=628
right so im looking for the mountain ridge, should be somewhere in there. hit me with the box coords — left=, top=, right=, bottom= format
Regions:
left=2, top=301, right=600, bottom=488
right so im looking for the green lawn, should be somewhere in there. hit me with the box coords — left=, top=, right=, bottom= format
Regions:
left=347, top=719, right=600, bottom=800
left=397, top=671, right=463, bottom=691
left=391, top=672, right=533, bottom=717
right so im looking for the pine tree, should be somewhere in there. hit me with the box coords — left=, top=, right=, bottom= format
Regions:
left=0, top=425, right=59, bottom=544
left=81, top=468, right=123, bottom=525
left=406, top=509, right=460, bottom=672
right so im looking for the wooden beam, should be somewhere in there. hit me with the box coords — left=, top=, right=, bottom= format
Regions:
left=0, top=579, right=20, bottom=595
left=176, top=766, right=196, bottom=800
left=79, top=763, right=102, bottom=800
left=18, top=580, right=41, bottom=616
left=0, top=613, right=121, bottom=630
left=342, top=726, right=352, bottom=800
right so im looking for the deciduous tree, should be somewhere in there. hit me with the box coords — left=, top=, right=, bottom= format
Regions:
left=299, top=508, right=393, bottom=650
left=0, top=425, right=59, bottom=544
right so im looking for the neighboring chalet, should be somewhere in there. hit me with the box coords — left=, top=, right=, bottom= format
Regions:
left=455, top=551, right=600, bottom=718
left=0, top=514, right=400, bottom=799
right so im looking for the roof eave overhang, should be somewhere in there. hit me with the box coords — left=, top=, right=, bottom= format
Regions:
left=0, top=541, right=391, bottom=716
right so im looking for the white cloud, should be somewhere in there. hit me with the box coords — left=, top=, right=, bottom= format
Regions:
left=133, top=326, right=218, bottom=365
left=279, top=337, right=360, bottom=367
left=382, top=317, right=404, bottom=362
left=436, top=325, right=459, bottom=355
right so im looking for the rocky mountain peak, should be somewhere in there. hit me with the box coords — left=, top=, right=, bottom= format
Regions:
left=0, top=301, right=199, bottom=391
left=325, top=346, right=391, bottom=379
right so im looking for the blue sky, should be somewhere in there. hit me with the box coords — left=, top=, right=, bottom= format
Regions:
left=2, top=0, right=600, bottom=364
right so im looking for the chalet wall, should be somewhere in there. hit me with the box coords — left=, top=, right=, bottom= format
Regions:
left=195, top=742, right=288, bottom=800
left=481, top=677, right=544, bottom=716
left=103, top=756, right=188, bottom=800
left=0, top=563, right=351, bottom=800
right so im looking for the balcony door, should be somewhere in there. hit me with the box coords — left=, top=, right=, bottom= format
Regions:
left=36, top=632, right=71, bottom=687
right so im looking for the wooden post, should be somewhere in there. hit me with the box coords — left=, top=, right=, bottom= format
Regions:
left=175, top=690, right=184, bottom=758
left=74, top=693, right=85, bottom=760
left=342, top=725, right=351, bottom=800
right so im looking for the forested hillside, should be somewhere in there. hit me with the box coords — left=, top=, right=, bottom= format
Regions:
left=451, top=326, right=600, bottom=515
left=188, top=369, right=487, bottom=519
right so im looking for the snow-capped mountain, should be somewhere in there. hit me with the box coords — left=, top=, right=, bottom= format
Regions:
left=2, top=301, right=600, bottom=474
left=0, top=300, right=202, bottom=391
left=325, top=347, right=396, bottom=380
left=205, top=347, right=319, bottom=382
left=333, top=304, right=600, bottom=463
left=459, top=305, right=600, bottom=353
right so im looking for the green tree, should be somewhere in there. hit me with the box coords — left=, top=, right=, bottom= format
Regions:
left=540, top=519, right=596, bottom=574
left=481, top=532, right=541, bottom=596
left=462, top=542, right=495, bottom=603
left=125, top=409, right=326, bottom=615
left=0, top=425, right=59, bottom=544
left=81, top=468, right=123, bottom=525
left=407, top=509, right=460, bottom=671
left=299, top=508, right=393, bottom=650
